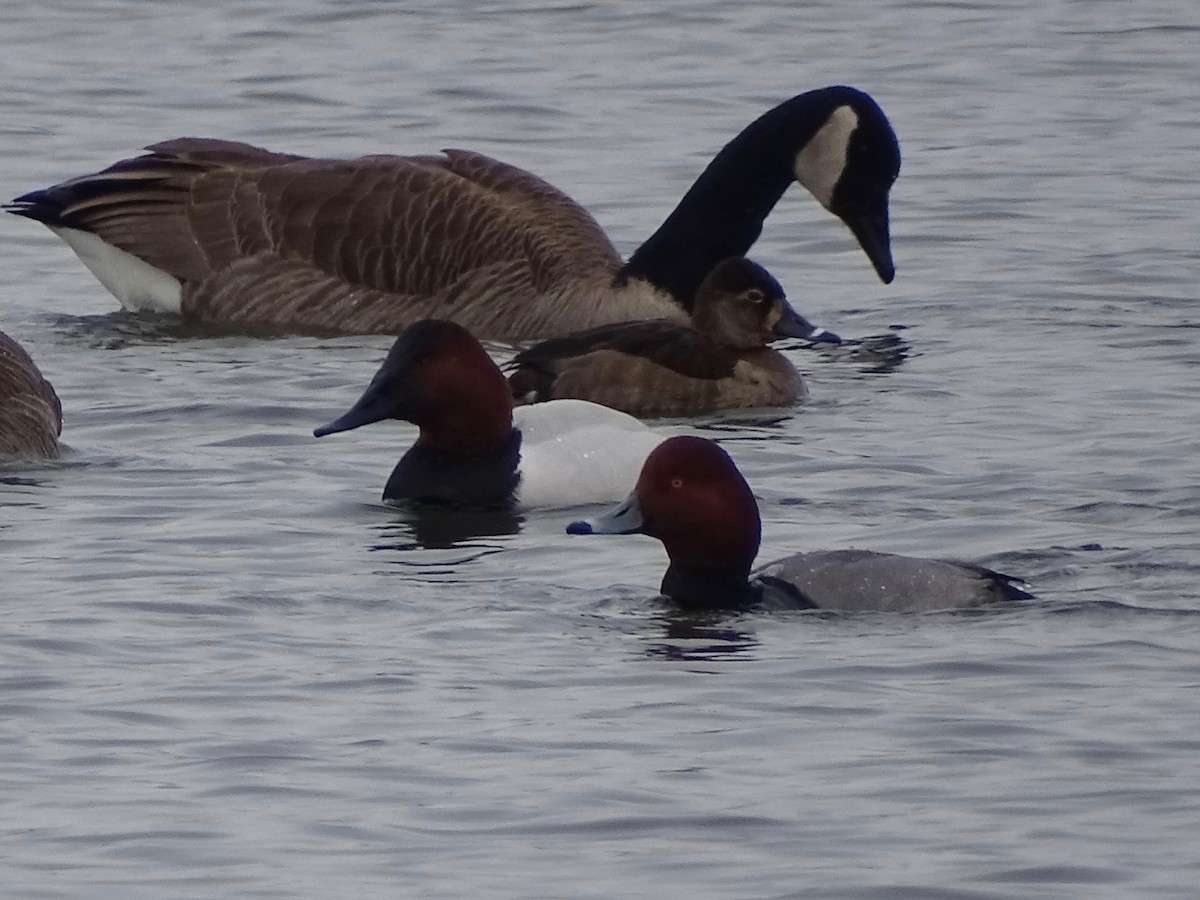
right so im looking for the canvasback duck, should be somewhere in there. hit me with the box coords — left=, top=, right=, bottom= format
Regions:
left=313, top=319, right=666, bottom=509
left=567, top=436, right=1033, bottom=612
left=0, top=330, right=62, bottom=458
left=507, top=257, right=841, bottom=417
left=7, top=86, right=899, bottom=340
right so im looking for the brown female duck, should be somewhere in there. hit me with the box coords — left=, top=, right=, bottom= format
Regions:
left=507, top=257, right=840, bottom=417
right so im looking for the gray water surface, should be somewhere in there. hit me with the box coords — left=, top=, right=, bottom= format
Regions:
left=2, top=1, right=1199, bottom=897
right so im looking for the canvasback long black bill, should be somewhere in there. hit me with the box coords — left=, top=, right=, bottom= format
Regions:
left=313, top=386, right=394, bottom=437
left=566, top=491, right=645, bottom=536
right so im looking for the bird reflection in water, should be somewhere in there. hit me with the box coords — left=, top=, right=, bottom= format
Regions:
left=369, top=505, right=524, bottom=556
left=645, top=611, right=762, bottom=662
left=806, top=326, right=910, bottom=374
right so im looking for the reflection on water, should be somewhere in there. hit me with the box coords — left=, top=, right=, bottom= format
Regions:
left=834, top=328, right=912, bottom=374
left=645, top=612, right=762, bottom=662
left=372, top=505, right=525, bottom=551
left=0, top=474, right=57, bottom=492
left=45, top=310, right=358, bottom=346
left=784, top=327, right=911, bottom=375
left=45, top=310, right=186, bottom=348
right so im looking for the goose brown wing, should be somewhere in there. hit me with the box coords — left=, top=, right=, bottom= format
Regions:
left=184, top=252, right=547, bottom=335
left=232, top=151, right=622, bottom=296
left=7, top=138, right=302, bottom=282
left=12, top=139, right=622, bottom=298
left=437, top=149, right=622, bottom=279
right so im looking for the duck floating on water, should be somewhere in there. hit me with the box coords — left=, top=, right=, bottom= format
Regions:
left=0, top=330, right=62, bottom=459
left=567, top=436, right=1033, bottom=612
left=8, top=86, right=900, bottom=340
left=314, top=319, right=667, bottom=509
left=507, top=257, right=841, bottom=417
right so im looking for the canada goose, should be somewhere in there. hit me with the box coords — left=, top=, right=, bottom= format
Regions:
left=7, top=86, right=900, bottom=340
left=0, top=331, right=62, bottom=458
left=507, top=257, right=841, bottom=417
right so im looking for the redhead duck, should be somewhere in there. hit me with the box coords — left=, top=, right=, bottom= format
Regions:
left=0, top=330, right=62, bottom=458
left=567, top=436, right=1033, bottom=612
left=8, top=86, right=899, bottom=340
left=314, top=319, right=666, bottom=509
left=507, top=257, right=840, bottom=417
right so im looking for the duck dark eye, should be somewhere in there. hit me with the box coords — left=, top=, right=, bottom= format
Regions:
left=746, top=289, right=766, bottom=306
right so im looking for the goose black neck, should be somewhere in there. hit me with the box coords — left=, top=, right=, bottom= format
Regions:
left=660, top=562, right=757, bottom=610
left=622, top=88, right=853, bottom=312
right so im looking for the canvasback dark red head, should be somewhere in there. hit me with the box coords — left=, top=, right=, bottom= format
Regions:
left=314, top=319, right=514, bottom=455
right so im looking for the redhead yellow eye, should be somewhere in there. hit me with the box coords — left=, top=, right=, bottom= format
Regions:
left=670, top=477, right=684, bottom=489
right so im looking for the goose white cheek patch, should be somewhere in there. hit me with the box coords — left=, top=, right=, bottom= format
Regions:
left=793, top=105, right=859, bottom=210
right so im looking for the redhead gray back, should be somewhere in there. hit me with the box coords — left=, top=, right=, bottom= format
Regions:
left=754, top=549, right=1032, bottom=613
left=0, top=330, right=62, bottom=458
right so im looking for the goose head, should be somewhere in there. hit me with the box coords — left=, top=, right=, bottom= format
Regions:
left=791, top=87, right=901, bottom=284
left=624, top=85, right=901, bottom=310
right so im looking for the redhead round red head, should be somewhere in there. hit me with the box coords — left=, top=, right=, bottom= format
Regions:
left=568, top=436, right=762, bottom=606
